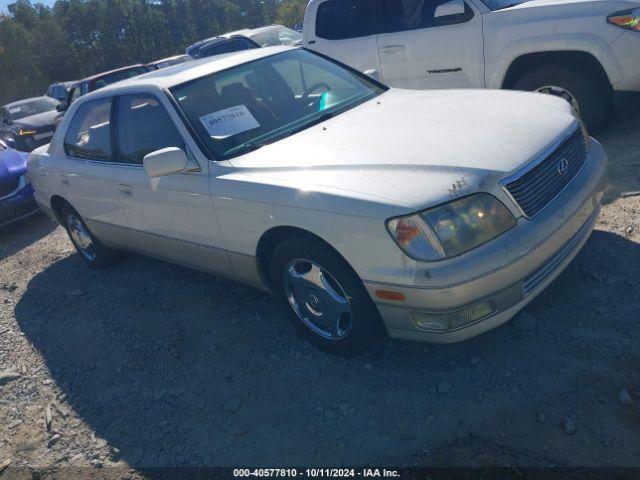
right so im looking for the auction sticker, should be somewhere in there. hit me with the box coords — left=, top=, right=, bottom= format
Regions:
left=199, top=105, right=260, bottom=139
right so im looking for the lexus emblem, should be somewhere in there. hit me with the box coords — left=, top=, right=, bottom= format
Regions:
left=557, top=157, right=569, bottom=176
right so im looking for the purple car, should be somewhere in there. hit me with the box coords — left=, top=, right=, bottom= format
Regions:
left=0, top=139, right=38, bottom=227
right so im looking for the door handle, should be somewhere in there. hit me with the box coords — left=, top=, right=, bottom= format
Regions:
left=381, top=45, right=406, bottom=54
left=118, top=184, right=133, bottom=197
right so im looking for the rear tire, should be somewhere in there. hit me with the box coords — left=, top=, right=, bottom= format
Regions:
left=512, top=64, right=612, bottom=132
left=61, top=205, right=120, bottom=269
left=269, top=237, right=386, bottom=355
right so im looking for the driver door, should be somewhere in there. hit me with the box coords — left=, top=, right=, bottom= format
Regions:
left=111, top=93, right=232, bottom=276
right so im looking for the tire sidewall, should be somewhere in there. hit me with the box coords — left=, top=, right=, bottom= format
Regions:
left=269, top=237, right=386, bottom=355
left=61, top=205, right=114, bottom=269
left=512, top=66, right=610, bottom=131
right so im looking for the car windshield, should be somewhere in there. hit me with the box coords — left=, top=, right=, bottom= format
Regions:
left=171, top=49, right=386, bottom=160
left=249, top=26, right=303, bottom=47
left=6, top=97, right=59, bottom=120
left=482, top=0, right=533, bottom=10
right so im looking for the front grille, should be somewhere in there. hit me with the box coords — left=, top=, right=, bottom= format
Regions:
left=505, top=128, right=587, bottom=217
left=0, top=177, right=19, bottom=198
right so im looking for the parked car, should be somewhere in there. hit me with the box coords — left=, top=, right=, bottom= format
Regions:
left=0, top=139, right=38, bottom=227
left=28, top=46, right=606, bottom=354
left=302, top=0, right=640, bottom=130
left=54, top=64, right=153, bottom=128
left=60, top=64, right=152, bottom=110
left=0, top=96, right=60, bottom=152
left=46, top=81, right=77, bottom=103
left=146, top=54, right=191, bottom=70
left=186, top=24, right=302, bottom=59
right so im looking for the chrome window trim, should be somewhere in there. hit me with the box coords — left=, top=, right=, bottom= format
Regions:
left=499, top=122, right=581, bottom=219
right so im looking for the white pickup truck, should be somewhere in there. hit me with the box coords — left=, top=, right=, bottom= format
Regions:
left=302, top=0, right=640, bottom=129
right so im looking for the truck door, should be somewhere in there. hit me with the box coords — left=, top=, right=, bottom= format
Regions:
left=377, top=0, right=485, bottom=89
left=304, top=0, right=384, bottom=81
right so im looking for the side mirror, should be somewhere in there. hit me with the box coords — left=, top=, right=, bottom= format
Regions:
left=56, top=103, right=67, bottom=112
left=434, top=0, right=465, bottom=18
left=143, top=147, right=190, bottom=178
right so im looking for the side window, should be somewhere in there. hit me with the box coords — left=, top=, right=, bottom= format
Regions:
left=316, top=0, right=381, bottom=40
left=68, top=87, right=81, bottom=104
left=116, top=95, right=185, bottom=165
left=64, top=98, right=113, bottom=161
left=384, top=0, right=474, bottom=33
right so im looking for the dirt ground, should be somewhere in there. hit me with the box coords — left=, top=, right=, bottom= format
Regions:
left=1, top=93, right=639, bottom=476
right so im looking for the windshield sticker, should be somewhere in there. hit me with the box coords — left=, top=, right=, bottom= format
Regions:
left=199, top=105, right=260, bottom=140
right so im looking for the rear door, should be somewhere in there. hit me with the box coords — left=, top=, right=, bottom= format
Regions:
left=110, top=93, right=232, bottom=275
left=377, top=0, right=484, bottom=89
left=55, top=97, right=131, bottom=246
left=304, top=0, right=383, bottom=80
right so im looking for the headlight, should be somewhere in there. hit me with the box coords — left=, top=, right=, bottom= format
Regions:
left=387, top=194, right=516, bottom=261
left=16, top=127, right=36, bottom=136
left=608, top=8, right=640, bottom=31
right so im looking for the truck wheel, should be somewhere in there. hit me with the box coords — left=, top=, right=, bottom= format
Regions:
left=269, top=237, right=387, bottom=355
left=512, top=65, right=612, bottom=131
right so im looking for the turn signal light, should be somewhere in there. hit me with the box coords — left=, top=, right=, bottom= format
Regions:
left=608, top=9, right=640, bottom=31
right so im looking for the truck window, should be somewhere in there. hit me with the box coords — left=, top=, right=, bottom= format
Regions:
left=384, top=0, right=474, bottom=32
left=316, top=0, right=382, bottom=40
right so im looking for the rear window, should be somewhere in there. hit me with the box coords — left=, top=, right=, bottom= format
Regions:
left=316, top=0, right=381, bottom=40
left=199, top=38, right=257, bottom=58
left=64, top=98, right=112, bottom=161
left=90, top=67, right=150, bottom=91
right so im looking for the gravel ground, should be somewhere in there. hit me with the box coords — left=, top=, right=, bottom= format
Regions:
left=1, top=94, right=639, bottom=476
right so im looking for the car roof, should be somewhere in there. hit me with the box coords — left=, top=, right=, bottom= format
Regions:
left=3, top=96, right=54, bottom=108
left=147, top=54, right=189, bottom=66
left=186, top=25, right=287, bottom=50
left=93, top=46, right=295, bottom=95
left=81, top=64, right=148, bottom=82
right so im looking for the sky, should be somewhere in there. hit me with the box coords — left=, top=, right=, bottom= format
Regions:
left=0, top=0, right=56, bottom=13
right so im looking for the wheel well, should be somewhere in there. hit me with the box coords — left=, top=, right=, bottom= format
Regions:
left=50, top=195, right=71, bottom=224
left=256, top=226, right=350, bottom=290
left=502, top=51, right=611, bottom=90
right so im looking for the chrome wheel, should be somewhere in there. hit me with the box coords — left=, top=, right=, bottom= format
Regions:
left=535, top=85, right=580, bottom=114
left=67, top=213, right=96, bottom=262
left=283, top=258, right=353, bottom=340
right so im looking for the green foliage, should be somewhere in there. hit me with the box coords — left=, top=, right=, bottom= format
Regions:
left=0, top=0, right=307, bottom=104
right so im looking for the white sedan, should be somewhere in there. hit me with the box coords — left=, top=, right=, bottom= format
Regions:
left=28, top=46, right=607, bottom=354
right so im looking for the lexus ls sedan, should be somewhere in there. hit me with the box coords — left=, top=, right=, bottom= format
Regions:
left=28, top=47, right=607, bottom=354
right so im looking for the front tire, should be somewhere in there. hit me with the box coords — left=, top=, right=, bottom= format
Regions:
left=61, top=205, right=119, bottom=269
left=269, top=237, right=386, bottom=355
left=512, top=65, right=612, bottom=131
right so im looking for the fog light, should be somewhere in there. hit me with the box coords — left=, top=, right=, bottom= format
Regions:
left=411, top=301, right=496, bottom=332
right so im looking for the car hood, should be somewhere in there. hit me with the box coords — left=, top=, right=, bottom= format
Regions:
left=13, top=110, right=59, bottom=130
left=225, top=88, right=576, bottom=215
left=0, top=148, right=28, bottom=181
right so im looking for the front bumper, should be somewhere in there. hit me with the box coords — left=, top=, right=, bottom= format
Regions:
left=610, top=31, right=640, bottom=92
left=365, top=139, right=607, bottom=343
left=0, top=181, right=39, bottom=227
